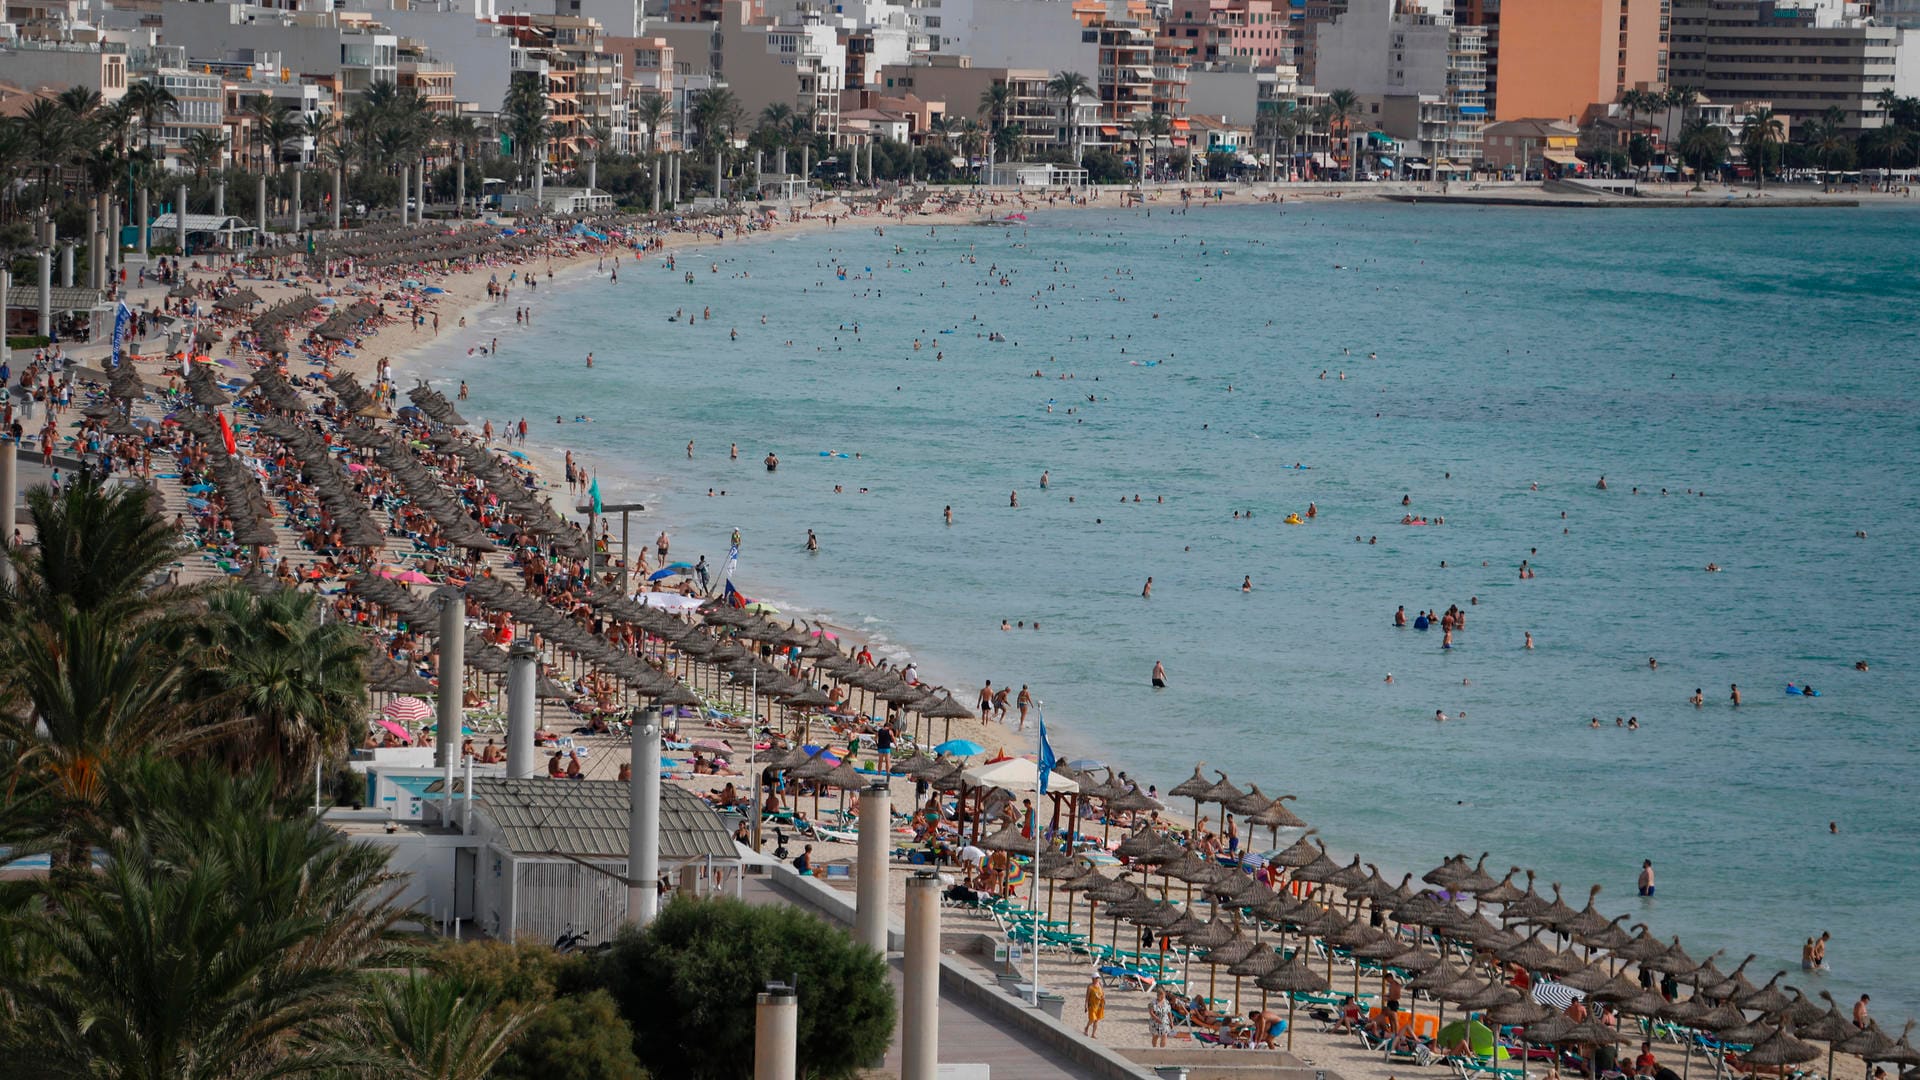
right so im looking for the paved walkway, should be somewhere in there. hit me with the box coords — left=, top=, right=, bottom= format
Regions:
left=736, top=875, right=1105, bottom=1079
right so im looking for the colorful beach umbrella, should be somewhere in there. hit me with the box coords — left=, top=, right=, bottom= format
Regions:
left=382, top=696, right=434, bottom=725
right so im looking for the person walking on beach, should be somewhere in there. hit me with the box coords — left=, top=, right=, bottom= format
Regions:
left=1638, top=860, right=1655, bottom=897
left=656, top=531, right=670, bottom=561
left=1151, top=660, right=1167, bottom=689
left=1084, top=974, right=1106, bottom=1038
left=978, top=681, right=994, bottom=715
left=1016, top=685, right=1032, bottom=730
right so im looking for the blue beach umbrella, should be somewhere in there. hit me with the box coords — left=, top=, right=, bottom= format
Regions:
left=934, top=739, right=986, bottom=757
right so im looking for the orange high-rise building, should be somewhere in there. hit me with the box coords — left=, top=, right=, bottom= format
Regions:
left=1494, top=0, right=1666, bottom=123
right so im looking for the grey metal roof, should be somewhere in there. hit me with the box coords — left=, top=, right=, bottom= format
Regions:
left=6, top=286, right=112, bottom=312
left=471, top=778, right=737, bottom=861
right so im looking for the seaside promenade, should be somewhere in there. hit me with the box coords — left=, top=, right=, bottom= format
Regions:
left=15, top=184, right=1917, bottom=1079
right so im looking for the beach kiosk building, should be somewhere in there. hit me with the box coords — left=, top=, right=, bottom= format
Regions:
left=466, top=778, right=741, bottom=945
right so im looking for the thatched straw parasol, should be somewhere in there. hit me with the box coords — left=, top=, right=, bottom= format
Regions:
left=1741, top=1022, right=1821, bottom=1071
left=1254, top=948, right=1330, bottom=1050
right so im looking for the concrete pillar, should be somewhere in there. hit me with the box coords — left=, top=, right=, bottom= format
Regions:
left=176, top=182, right=188, bottom=255
left=713, top=149, right=722, bottom=198
left=455, top=156, right=465, bottom=218
left=215, top=178, right=226, bottom=217
left=754, top=149, right=763, bottom=188
left=0, top=426, right=15, bottom=584
left=399, top=166, right=410, bottom=227
left=107, top=197, right=120, bottom=273
left=331, top=168, right=342, bottom=230
left=435, top=587, right=465, bottom=769
left=137, top=187, right=149, bottom=261
left=628, top=706, right=662, bottom=926
left=651, top=161, right=661, bottom=213
left=670, top=154, right=681, bottom=204
left=291, top=168, right=302, bottom=234
left=801, top=146, right=812, bottom=190
left=777, top=147, right=788, bottom=176
left=256, top=174, right=268, bottom=240
left=36, top=251, right=52, bottom=338
left=59, top=244, right=73, bottom=288
left=85, top=205, right=98, bottom=288
left=532, top=152, right=543, bottom=212
left=754, top=989, right=798, bottom=1080
left=417, top=161, right=426, bottom=219
left=0, top=267, right=9, bottom=370
left=854, top=779, right=889, bottom=954
left=902, top=872, right=941, bottom=1080
left=505, top=641, right=537, bottom=779
left=587, top=156, right=598, bottom=195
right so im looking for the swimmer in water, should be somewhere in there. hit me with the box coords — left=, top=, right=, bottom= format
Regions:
left=1242, top=576, right=1252, bottom=592
left=1142, top=577, right=1153, bottom=598
left=1525, top=631, right=1534, bottom=649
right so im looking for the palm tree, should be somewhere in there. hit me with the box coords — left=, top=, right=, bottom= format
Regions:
left=1807, top=106, right=1850, bottom=190
left=1663, top=84, right=1699, bottom=177
left=122, top=78, right=179, bottom=165
left=1047, top=71, right=1091, bottom=164
left=633, top=93, right=671, bottom=158
left=182, top=586, right=368, bottom=796
left=184, top=129, right=227, bottom=178
left=359, top=973, right=538, bottom=1080
left=0, top=609, right=214, bottom=869
left=0, top=760, right=416, bottom=1074
left=1149, top=112, right=1173, bottom=181
left=958, top=117, right=983, bottom=183
left=1740, top=107, right=1783, bottom=190
left=978, top=82, right=1013, bottom=167
left=1325, top=88, right=1361, bottom=173
left=1129, top=115, right=1152, bottom=183
left=1620, top=88, right=1655, bottom=178
left=0, top=480, right=184, bottom=630
left=1676, top=118, right=1728, bottom=191
left=16, top=98, right=72, bottom=211
left=1256, top=102, right=1299, bottom=182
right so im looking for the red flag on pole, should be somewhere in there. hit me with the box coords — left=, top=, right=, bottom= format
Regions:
left=216, top=411, right=238, bottom=456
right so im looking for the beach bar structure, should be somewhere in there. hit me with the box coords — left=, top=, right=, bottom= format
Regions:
left=141, top=213, right=259, bottom=255
left=983, top=163, right=1090, bottom=188
left=4, top=284, right=113, bottom=342
left=466, top=779, right=740, bottom=945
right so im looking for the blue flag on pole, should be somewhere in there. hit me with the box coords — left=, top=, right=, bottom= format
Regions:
left=109, top=302, right=132, bottom=369
left=1036, top=711, right=1056, bottom=795
left=588, top=476, right=602, bottom=514
left=724, top=540, right=739, bottom=586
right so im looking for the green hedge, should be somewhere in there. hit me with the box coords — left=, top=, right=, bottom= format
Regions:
left=6, top=335, right=52, bottom=350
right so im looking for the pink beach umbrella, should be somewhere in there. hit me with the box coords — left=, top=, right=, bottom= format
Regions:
left=382, top=696, right=434, bottom=725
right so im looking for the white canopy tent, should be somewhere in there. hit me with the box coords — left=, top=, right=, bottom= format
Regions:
left=961, top=757, right=1079, bottom=794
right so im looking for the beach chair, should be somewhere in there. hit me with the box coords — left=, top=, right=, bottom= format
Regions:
left=1451, top=1055, right=1528, bottom=1080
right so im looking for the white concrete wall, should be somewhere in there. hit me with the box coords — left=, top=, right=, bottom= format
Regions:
left=1185, top=68, right=1261, bottom=126
left=1312, top=0, right=1449, bottom=96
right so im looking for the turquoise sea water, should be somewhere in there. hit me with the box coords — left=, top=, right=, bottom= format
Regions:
left=411, top=202, right=1920, bottom=1018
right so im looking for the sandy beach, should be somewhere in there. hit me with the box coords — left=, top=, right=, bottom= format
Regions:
left=37, top=180, right=1904, bottom=1080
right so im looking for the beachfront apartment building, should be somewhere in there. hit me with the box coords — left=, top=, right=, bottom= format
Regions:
left=156, top=0, right=399, bottom=102
left=605, top=35, right=675, bottom=149
left=1480, top=115, right=1579, bottom=175
left=1492, top=0, right=1667, bottom=124
left=1667, top=0, right=1919, bottom=130
left=0, top=39, right=130, bottom=103
left=1158, top=0, right=1295, bottom=67
left=1314, top=0, right=1485, bottom=167
left=651, top=5, right=847, bottom=142
left=396, top=37, right=458, bottom=116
